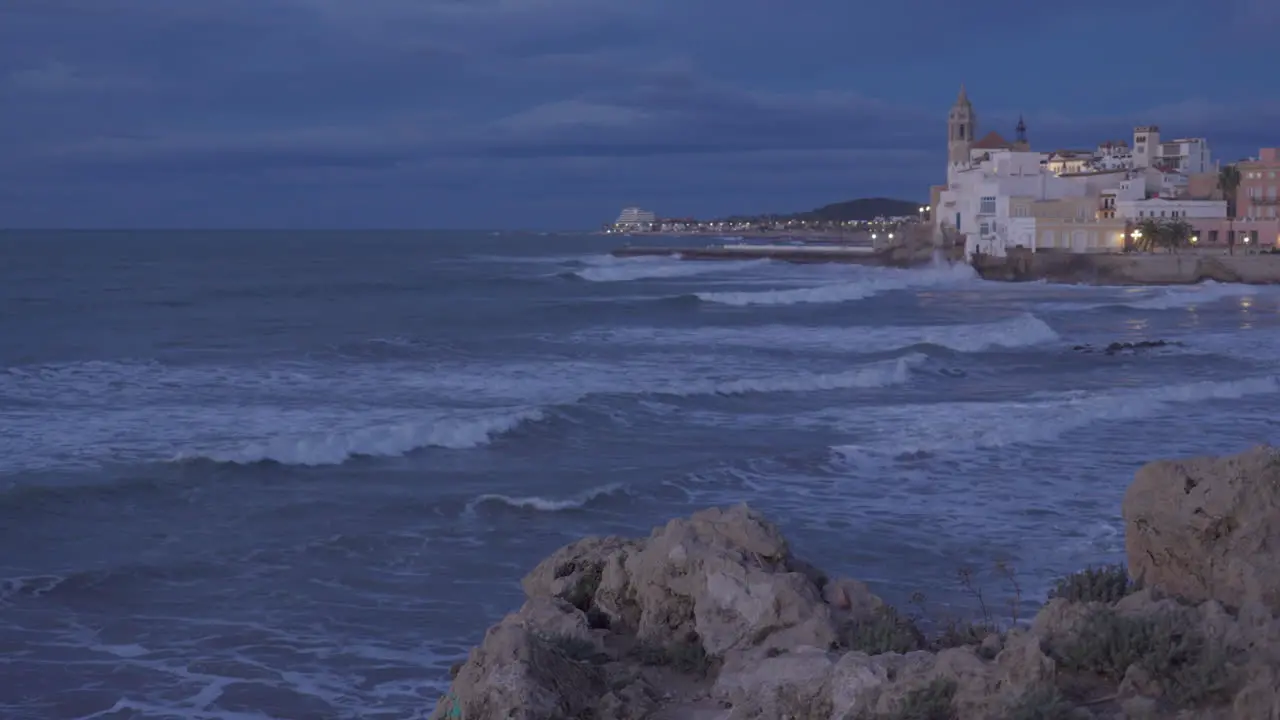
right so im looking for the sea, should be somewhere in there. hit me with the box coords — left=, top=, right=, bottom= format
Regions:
left=3, top=230, right=1279, bottom=719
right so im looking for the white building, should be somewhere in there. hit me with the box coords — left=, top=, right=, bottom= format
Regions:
left=1115, top=197, right=1227, bottom=221
left=1131, top=125, right=1212, bottom=174
left=615, top=207, right=656, bottom=225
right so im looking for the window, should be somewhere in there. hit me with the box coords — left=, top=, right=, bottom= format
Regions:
left=979, top=196, right=996, bottom=214
left=980, top=222, right=990, bottom=235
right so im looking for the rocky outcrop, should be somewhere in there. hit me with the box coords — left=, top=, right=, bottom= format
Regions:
left=1072, top=340, right=1183, bottom=356
left=1123, top=445, right=1280, bottom=615
left=435, top=448, right=1280, bottom=720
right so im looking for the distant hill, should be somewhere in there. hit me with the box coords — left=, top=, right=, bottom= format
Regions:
left=722, top=197, right=922, bottom=223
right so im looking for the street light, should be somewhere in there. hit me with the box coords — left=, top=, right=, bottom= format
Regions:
left=871, top=233, right=877, bottom=240
left=1190, top=235, right=1198, bottom=244
left=888, top=233, right=894, bottom=239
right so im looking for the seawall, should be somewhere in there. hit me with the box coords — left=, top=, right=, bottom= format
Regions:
left=974, top=251, right=1280, bottom=285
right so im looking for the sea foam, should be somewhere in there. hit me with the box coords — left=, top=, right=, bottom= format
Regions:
left=696, top=262, right=977, bottom=306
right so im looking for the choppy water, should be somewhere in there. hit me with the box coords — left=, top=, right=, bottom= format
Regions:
left=3, top=230, right=1280, bottom=719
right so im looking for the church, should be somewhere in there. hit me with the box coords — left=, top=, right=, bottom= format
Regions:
left=946, top=84, right=1030, bottom=181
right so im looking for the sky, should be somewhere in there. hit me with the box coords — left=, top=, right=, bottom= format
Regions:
left=2, top=0, right=1278, bottom=230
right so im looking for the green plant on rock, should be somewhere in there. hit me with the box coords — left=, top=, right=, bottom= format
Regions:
left=1049, top=565, right=1134, bottom=605
left=929, top=617, right=994, bottom=652
left=856, top=678, right=958, bottom=720
left=1005, top=684, right=1082, bottom=720
left=1052, top=609, right=1235, bottom=708
left=839, top=606, right=927, bottom=655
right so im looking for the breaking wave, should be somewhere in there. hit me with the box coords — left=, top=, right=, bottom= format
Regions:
left=696, top=262, right=977, bottom=306
left=832, top=374, right=1280, bottom=461
left=649, top=354, right=925, bottom=396
left=585, top=313, right=1059, bottom=355
left=466, top=483, right=628, bottom=513
left=571, top=256, right=766, bottom=282
left=1040, top=281, right=1270, bottom=312
left=177, top=409, right=545, bottom=466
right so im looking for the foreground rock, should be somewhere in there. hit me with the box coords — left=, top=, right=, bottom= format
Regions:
left=1124, top=445, right=1280, bottom=615
left=435, top=447, right=1280, bottom=719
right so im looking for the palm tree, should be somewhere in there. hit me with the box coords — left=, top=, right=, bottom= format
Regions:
left=1163, top=218, right=1193, bottom=254
left=1134, top=219, right=1163, bottom=253
left=1219, top=164, right=1242, bottom=255
left=1218, top=164, right=1242, bottom=216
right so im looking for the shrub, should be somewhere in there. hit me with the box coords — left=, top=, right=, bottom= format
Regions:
left=1052, top=609, right=1235, bottom=707
left=929, top=617, right=994, bottom=652
left=543, top=633, right=599, bottom=662
left=1005, top=684, right=1081, bottom=720
left=1049, top=565, right=1134, bottom=605
left=838, top=607, right=926, bottom=655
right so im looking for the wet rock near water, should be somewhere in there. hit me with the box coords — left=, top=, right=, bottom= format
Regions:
left=433, top=446, right=1280, bottom=720
left=1072, top=340, right=1183, bottom=356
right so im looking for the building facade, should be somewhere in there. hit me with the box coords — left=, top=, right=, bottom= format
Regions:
left=1114, top=197, right=1227, bottom=221
left=1238, top=148, right=1280, bottom=220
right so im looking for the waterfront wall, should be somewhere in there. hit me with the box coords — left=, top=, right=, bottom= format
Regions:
left=974, top=251, right=1280, bottom=285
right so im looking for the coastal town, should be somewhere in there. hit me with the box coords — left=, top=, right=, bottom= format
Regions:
left=604, top=85, right=1280, bottom=273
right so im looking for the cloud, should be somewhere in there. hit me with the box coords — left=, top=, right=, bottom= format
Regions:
left=4, top=62, right=150, bottom=94
left=1, top=0, right=1276, bottom=228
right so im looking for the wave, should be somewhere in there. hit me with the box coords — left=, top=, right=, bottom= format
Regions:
left=831, top=374, right=1280, bottom=461
left=584, top=313, right=1059, bottom=355
left=695, top=263, right=977, bottom=307
left=571, top=256, right=767, bottom=282
left=466, top=483, right=628, bottom=513
left=650, top=354, right=925, bottom=396
left=1040, top=281, right=1269, bottom=312
left=178, top=409, right=544, bottom=466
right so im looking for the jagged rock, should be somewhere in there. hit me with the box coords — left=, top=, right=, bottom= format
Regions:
left=1232, top=663, right=1280, bottom=720
left=431, top=619, right=606, bottom=720
left=528, top=504, right=841, bottom=655
left=1123, top=445, right=1280, bottom=613
left=436, top=461, right=1280, bottom=720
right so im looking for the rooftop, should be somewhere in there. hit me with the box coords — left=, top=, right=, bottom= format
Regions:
left=971, top=131, right=1013, bottom=150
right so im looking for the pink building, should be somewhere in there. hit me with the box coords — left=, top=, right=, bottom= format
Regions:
left=1183, top=217, right=1280, bottom=249
left=1239, top=148, right=1280, bottom=220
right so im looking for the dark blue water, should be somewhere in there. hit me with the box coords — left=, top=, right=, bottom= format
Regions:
left=3, top=230, right=1280, bottom=719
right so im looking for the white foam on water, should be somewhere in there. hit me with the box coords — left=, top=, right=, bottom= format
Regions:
left=572, top=255, right=767, bottom=282
left=654, top=354, right=925, bottom=396
left=1039, top=281, right=1275, bottom=312
left=187, top=408, right=545, bottom=466
left=466, top=482, right=628, bottom=513
left=1, top=349, right=928, bottom=471
left=831, top=374, right=1280, bottom=461
left=696, top=262, right=978, bottom=306
left=582, top=313, right=1060, bottom=355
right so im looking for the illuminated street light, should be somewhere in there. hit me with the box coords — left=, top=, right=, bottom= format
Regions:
left=888, top=233, right=894, bottom=239
left=871, top=233, right=877, bottom=240
left=1190, top=235, right=1198, bottom=244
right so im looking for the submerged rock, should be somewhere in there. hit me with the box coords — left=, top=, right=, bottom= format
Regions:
left=435, top=447, right=1280, bottom=719
left=1072, top=340, right=1182, bottom=355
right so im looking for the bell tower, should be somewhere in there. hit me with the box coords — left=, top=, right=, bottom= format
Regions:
left=947, top=84, right=976, bottom=176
